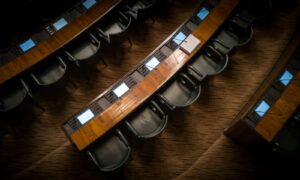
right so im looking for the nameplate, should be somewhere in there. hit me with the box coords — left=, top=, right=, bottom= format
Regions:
left=180, top=34, right=201, bottom=54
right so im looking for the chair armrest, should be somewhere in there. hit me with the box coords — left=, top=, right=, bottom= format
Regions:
left=88, top=32, right=100, bottom=46
left=64, top=50, right=80, bottom=67
left=95, top=27, right=110, bottom=43
left=150, top=100, right=167, bottom=118
left=179, top=73, right=198, bottom=90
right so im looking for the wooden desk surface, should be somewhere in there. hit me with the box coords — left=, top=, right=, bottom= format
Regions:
left=0, top=0, right=121, bottom=85
left=255, top=71, right=300, bottom=142
left=66, top=0, right=240, bottom=151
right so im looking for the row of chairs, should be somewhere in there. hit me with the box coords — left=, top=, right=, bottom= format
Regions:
left=0, top=0, right=160, bottom=113
left=85, top=10, right=255, bottom=172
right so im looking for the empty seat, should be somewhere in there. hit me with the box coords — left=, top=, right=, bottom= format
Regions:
left=0, top=78, right=32, bottom=112
left=96, top=11, right=132, bottom=46
left=64, top=32, right=101, bottom=67
left=158, top=72, right=201, bottom=109
left=187, top=45, right=229, bottom=82
left=30, top=56, right=67, bottom=86
left=86, top=129, right=131, bottom=172
left=212, top=11, right=254, bottom=54
left=125, top=99, right=168, bottom=138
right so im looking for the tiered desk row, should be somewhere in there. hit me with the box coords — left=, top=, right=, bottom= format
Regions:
left=62, top=0, right=240, bottom=151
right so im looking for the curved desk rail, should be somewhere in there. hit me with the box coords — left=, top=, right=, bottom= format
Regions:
left=0, top=0, right=121, bottom=85
left=63, top=0, right=240, bottom=151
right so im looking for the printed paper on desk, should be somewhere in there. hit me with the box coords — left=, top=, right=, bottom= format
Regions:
left=180, top=34, right=201, bottom=54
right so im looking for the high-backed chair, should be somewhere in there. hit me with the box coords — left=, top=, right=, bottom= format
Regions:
left=86, top=129, right=131, bottom=172
left=0, top=78, right=32, bottom=112
left=124, top=0, right=156, bottom=22
left=96, top=11, right=132, bottom=47
left=157, top=72, right=201, bottom=109
left=64, top=32, right=101, bottom=67
left=30, top=56, right=67, bottom=86
left=187, top=45, right=229, bottom=83
left=125, top=99, right=168, bottom=138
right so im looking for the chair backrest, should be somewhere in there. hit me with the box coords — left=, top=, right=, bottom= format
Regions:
left=86, top=129, right=131, bottom=172
left=30, top=55, right=67, bottom=86
left=0, top=78, right=30, bottom=112
left=125, top=99, right=168, bottom=138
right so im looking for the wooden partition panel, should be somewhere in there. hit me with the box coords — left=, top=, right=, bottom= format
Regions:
left=64, top=0, right=240, bottom=151
left=0, top=0, right=121, bottom=84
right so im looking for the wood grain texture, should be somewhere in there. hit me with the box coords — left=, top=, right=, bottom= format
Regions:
left=0, top=0, right=121, bottom=84
left=69, top=0, right=240, bottom=151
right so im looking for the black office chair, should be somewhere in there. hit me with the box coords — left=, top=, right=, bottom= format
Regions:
left=0, top=78, right=32, bottom=113
left=157, top=72, right=201, bottom=109
left=124, top=0, right=156, bottom=22
left=96, top=11, right=132, bottom=47
left=86, top=129, right=131, bottom=172
left=125, top=99, right=168, bottom=138
left=64, top=32, right=101, bottom=67
left=30, top=55, right=68, bottom=86
left=187, top=45, right=229, bottom=83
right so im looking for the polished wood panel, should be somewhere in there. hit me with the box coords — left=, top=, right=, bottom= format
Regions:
left=255, top=71, right=300, bottom=142
left=0, top=0, right=121, bottom=85
left=69, top=0, right=240, bottom=151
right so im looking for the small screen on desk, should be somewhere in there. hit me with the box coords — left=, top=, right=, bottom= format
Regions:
left=145, top=57, right=160, bottom=71
left=53, top=18, right=68, bottom=31
left=255, top=100, right=270, bottom=117
left=83, top=0, right=96, bottom=9
left=197, top=7, right=209, bottom=20
left=113, top=83, right=129, bottom=98
left=173, top=32, right=186, bottom=45
left=77, top=109, right=95, bottom=125
left=19, top=38, right=36, bottom=52
left=279, top=70, right=293, bottom=86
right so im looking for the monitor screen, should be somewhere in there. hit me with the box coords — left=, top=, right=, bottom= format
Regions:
left=83, top=0, right=96, bottom=9
left=173, top=32, right=186, bottom=45
left=279, top=70, right=293, bottom=86
left=53, top=18, right=68, bottom=31
left=197, top=7, right=209, bottom=20
left=145, top=57, right=160, bottom=71
left=113, top=83, right=129, bottom=98
left=19, top=38, right=36, bottom=52
left=255, top=100, right=270, bottom=117
left=77, top=109, right=95, bottom=125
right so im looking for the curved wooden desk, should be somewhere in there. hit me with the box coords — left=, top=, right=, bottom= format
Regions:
left=63, top=0, right=240, bottom=151
left=0, top=0, right=121, bottom=85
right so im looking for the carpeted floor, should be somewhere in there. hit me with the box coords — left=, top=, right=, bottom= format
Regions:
left=1, top=0, right=300, bottom=179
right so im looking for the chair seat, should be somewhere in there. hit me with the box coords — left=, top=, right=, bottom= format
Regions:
left=161, top=74, right=201, bottom=107
left=87, top=129, right=131, bottom=172
left=127, top=101, right=168, bottom=138
left=71, top=41, right=99, bottom=60
left=0, top=79, right=30, bottom=112
left=213, top=30, right=239, bottom=54
left=31, top=56, right=67, bottom=86
left=0, top=86, right=27, bottom=112
left=34, top=64, right=66, bottom=85
left=104, top=22, right=124, bottom=35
